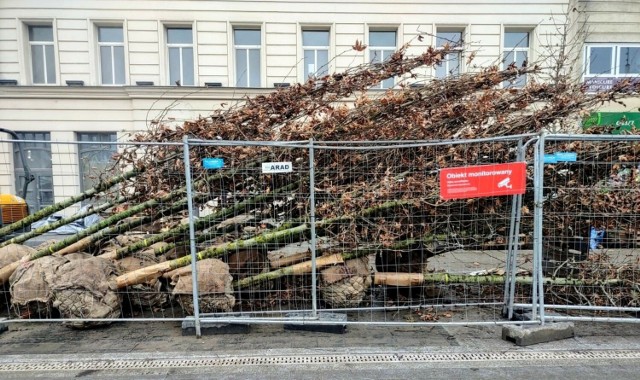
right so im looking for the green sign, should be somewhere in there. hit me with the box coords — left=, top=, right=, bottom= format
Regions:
left=583, top=112, right=640, bottom=134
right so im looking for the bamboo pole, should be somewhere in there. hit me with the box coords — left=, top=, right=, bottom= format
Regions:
left=0, top=198, right=121, bottom=248
left=115, top=223, right=309, bottom=288
left=101, top=182, right=299, bottom=260
left=373, top=272, right=632, bottom=287
left=0, top=169, right=140, bottom=238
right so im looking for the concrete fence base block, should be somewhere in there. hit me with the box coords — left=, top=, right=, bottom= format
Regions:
left=181, top=319, right=250, bottom=336
left=284, top=312, right=347, bottom=334
left=0, top=318, right=7, bottom=334
left=502, top=322, right=575, bottom=346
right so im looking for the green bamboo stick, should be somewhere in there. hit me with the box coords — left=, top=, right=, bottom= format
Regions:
left=109, top=182, right=299, bottom=260
left=116, top=223, right=309, bottom=288
left=0, top=197, right=125, bottom=248
left=0, top=169, right=141, bottom=238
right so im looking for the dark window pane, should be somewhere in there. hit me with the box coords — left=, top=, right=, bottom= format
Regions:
left=78, top=133, right=117, bottom=192
left=167, top=28, right=192, bottom=44
left=100, top=46, right=113, bottom=84
left=249, top=48, right=260, bottom=86
left=234, top=29, right=260, bottom=45
left=114, top=46, right=126, bottom=84
left=317, top=50, right=329, bottom=76
left=31, top=45, right=45, bottom=83
left=44, top=45, right=55, bottom=83
left=369, top=31, right=396, bottom=47
left=589, top=47, right=613, bottom=75
left=504, top=32, right=529, bottom=48
left=98, top=27, right=123, bottom=43
left=236, top=48, right=248, bottom=87
left=302, top=30, right=329, bottom=46
left=619, top=47, right=640, bottom=74
left=182, top=47, right=194, bottom=85
left=304, top=49, right=315, bottom=78
left=29, top=25, right=53, bottom=41
left=436, top=31, right=462, bottom=47
left=169, top=47, right=181, bottom=84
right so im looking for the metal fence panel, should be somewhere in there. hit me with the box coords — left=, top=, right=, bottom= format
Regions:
left=185, top=136, right=537, bottom=328
left=534, top=134, right=640, bottom=323
left=0, top=138, right=188, bottom=325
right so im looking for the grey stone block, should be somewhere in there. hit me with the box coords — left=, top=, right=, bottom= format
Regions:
left=284, top=312, right=347, bottom=334
left=181, top=319, right=250, bottom=336
left=502, top=322, right=575, bottom=346
left=0, top=318, right=7, bottom=334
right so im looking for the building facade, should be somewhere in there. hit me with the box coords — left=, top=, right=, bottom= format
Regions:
left=0, top=0, right=638, bottom=212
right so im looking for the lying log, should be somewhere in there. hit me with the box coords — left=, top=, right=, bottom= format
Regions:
left=116, top=223, right=309, bottom=288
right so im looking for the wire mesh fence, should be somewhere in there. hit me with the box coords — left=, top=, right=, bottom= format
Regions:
left=531, top=134, right=640, bottom=323
left=6, top=133, right=639, bottom=332
left=183, top=136, right=535, bottom=328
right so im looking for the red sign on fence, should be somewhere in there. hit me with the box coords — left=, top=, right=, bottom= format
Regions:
left=439, top=162, right=527, bottom=200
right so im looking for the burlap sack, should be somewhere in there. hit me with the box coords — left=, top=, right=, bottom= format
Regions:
left=117, top=251, right=167, bottom=309
left=171, top=258, right=235, bottom=314
left=320, top=256, right=373, bottom=308
left=9, top=255, right=67, bottom=318
left=51, top=256, right=121, bottom=329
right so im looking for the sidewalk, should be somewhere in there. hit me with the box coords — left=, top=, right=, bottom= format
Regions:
left=1, top=319, right=640, bottom=379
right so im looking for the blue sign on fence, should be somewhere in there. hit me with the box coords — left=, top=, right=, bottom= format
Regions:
left=544, top=152, right=577, bottom=164
left=202, top=158, right=224, bottom=169
left=554, top=152, right=577, bottom=162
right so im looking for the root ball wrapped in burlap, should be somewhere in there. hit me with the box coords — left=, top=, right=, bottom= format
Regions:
left=9, top=254, right=66, bottom=318
left=117, top=251, right=167, bottom=309
left=51, top=255, right=121, bottom=329
left=0, top=244, right=35, bottom=267
left=320, top=256, right=373, bottom=308
left=170, top=258, right=235, bottom=314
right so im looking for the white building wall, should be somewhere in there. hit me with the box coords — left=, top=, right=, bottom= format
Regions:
left=2, top=0, right=606, bottom=205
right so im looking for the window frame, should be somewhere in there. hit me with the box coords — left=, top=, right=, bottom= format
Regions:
left=434, top=28, right=464, bottom=79
left=13, top=132, right=54, bottom=211
left=166, top=26, right=195, bottom=86
left=584, top=44, right=640, bottom=77
left=301, top=29, right=330, bottom=80
left=97, top=24, right=126, bottom=85
left=233, top=28, right=262, bottom=88
left=77, top=132, right=118, bottom=194
left=368, top=29, right=398, bottom=89
left=27, top=23, right=56, bottom=85
left=502, top=29, right=531, bottom=89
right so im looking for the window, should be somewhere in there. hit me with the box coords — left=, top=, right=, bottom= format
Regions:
left=98, top=26, right=126, bottom=85
left=435, top=30, right=463, bottom=79
left=167, top=27, right=194, bottom=86
left=302, top=30, right=329, bottom=79
left=234, top=29, right=261, bottom=87
left=28, top=25, right=56, bottom=84
left=584, top=44, right=640, bottom=91
left=13, top=132, right=53, bottom=211
left=587, top=46, right=614, bottom=75
left=503, top=31, right=530, bottom=88
left=369, top=30, right=397, bottom=89
left=586, top=45, right=640, bottom=76
left=77, top=133, right=117, bottom=193
left=619, top=47, right=640, bottom=74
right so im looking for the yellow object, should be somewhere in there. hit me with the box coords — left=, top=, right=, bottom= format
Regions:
left=0, top=194, right=29, bottom=225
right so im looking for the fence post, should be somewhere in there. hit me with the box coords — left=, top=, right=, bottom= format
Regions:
left=533, top=133, right=546, bottom=324
left=182, top=136, right=202, bottom=337
left=308, top=138, right=318, bottom=318
left=503, top=139, right=524, bottom=320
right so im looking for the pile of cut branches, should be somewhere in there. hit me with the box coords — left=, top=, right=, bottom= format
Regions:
left=1, top=41, right=639, bottom=324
